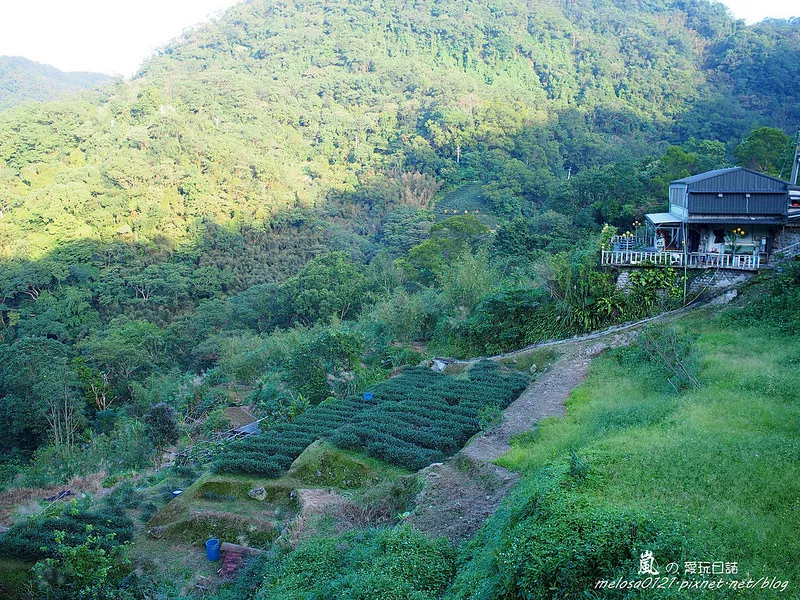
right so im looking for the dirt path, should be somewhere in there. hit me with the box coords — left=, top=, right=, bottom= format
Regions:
left=409, top=330, right=636, bottom=542
left=461, top=353, right=590, bottom=463
left=412, top=295, right=741, bottom=542
left=408, top=459, right=519, bottom=542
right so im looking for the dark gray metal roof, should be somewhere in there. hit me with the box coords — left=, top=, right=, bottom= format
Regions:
left=685, top=216, right=786, bottom=225
left=233, top=421, right=261, bottom=436
left=672, top=168, right=740, bottom=185
left=672, top=167, right=789, bottom=192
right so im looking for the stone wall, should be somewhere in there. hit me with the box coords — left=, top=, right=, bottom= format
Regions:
left=687, top=268, right=753, bottom=292
left=614, top=267, right=753, bottom=294
left=615, top=269, right=631, bottom=292
left=775, top=226, right=800, bottom=258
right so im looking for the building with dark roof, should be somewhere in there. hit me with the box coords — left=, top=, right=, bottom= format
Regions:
left=602, top=167, right=800, bottom=271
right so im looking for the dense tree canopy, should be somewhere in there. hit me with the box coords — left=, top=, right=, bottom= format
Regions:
left=0, top=56, right=110, bottom=112
left=0, top=0, right=798, bottom=497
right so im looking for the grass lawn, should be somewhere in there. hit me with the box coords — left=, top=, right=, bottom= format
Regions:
left=448, top=310, right=800, bottom=599
left=434, top=183, right=498, bottom=227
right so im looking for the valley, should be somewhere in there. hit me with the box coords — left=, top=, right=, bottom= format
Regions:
left=0, top=0, right=799, bottom=597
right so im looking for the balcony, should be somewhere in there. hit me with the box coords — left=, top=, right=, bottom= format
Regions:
left=600, top=249, right=761, bottom=270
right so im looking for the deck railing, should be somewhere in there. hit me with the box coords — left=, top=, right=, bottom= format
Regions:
left=601, top=250, right=760, bottom=270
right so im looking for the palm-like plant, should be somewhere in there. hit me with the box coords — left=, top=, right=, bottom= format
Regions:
left=725, top=227, right=746, bottom=256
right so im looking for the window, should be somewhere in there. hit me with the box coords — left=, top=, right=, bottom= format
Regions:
left=713, top=229, right=725, bottom=243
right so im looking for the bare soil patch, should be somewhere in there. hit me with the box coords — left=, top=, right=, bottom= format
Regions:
left=0, top=472, right=108, bottom=527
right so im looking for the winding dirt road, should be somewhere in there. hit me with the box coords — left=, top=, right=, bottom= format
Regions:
left=408, top=330, right=638, bottom=541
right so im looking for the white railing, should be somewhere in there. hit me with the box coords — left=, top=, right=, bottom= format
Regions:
left=601, top=250, right=761, bottom=270
left=609, top=234, right=645, bottom=249
left=775, top=240, right=800, bottom=262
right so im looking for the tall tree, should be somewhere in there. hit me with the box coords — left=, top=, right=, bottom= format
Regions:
left=734, top=127, right=794, bottom=178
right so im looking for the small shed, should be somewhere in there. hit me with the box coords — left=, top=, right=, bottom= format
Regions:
left=224, top=406, right=261, bottom=436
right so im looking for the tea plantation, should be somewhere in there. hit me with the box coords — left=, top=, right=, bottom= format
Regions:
left=0, top=510, right=134, bottom=561
left=215, top=361, right=528, bottom=477
left=214, top=394, right=376, bottom=477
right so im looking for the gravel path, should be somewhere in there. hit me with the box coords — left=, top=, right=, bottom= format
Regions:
left=460, top=353, right=590, bottom=462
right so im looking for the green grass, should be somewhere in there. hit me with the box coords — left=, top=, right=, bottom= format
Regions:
left=146, top=471, right=297, bottom=529
left=287, top=441, right=410, bottom=489
left=0, top=558, right=33, bottom=599
left=228, top=525, right=455, bottom=600
left=450, top=313, right=800, bottom=599
left=144, top=444, right=411, bottom=552
left=433, top=183, right=497, bottom=227
left=497, top=346, right=560, bottom=372
left=127, top=536, right=227, bottom=595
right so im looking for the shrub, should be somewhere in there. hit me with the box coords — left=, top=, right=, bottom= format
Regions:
left=368, top=288, right=444, bottom=343
left=635, top=323, right=701, bottom=392
left=478, top=405, right=504, bottom=431
left=32, top=528, right=135, bottom=600
left=254, top=526, right=454, bottom=599
left=0, top=509, right=134, bottom=561
left=204, top=408, right=233, bottom=435
left=442, top=288, right=570, bottom=356
left=144, top=403, right=179, bottom=452
left=285, top=328, right=365, bottom=404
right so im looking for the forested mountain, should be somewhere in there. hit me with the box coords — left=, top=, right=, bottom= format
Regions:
left=0, top=1, right=799, bottom=595
left=1, top=0, right=798, bottom=261
left=1, top=0, right=798, bottom=461
left=0, top=56, right=110, bottom=111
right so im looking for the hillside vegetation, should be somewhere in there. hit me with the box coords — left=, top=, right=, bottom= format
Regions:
left=208, top=266, right=800, bottom=600
left=450, top=311, right=800, bottom=598
left=0, top=0, right=798, bottom=596
left=0, top=56, right=110, bottom=112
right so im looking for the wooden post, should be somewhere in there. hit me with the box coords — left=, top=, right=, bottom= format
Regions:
left=683, top=223, right=688, bottom=306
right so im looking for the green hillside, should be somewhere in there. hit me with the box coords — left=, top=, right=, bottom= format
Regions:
left=0, top=56, right=110, bottom=111
left=0, top=0, right=799, bottom=597
left=2, top=0, right=799, bottom=259
left=450, top=309, right=800, bottom=599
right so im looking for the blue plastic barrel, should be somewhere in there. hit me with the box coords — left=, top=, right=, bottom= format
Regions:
left=205, top=538, right=220, bottom=561
left=363, top=392, right=373, bottom=401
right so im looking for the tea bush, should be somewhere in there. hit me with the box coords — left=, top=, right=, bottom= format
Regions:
left=216, top=361, right=527, bottom=476
left=0, top=509, right=134, bottom=560
left=214, top=395, right=374, bottom=476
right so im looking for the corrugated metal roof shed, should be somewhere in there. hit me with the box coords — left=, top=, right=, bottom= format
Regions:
left=669, top=167, right=789, bottom=218
left=233, top=421, right=261, bottom=436
left=672, top=167, right=788, bottom=193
